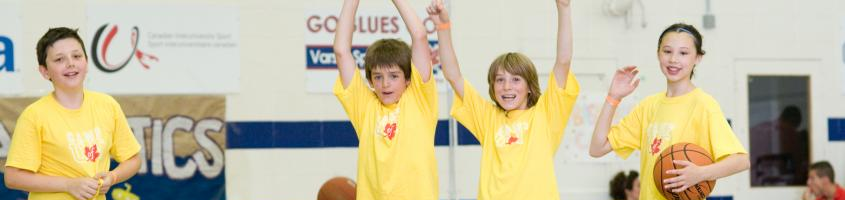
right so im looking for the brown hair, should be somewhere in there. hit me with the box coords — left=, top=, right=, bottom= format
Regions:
left=36, top=27, right=87, bottom=68
left=810, top=161, right=836, bottom=182
left=610, top=171, right=639, bottom=200
left=487, top=52, right=541, bottom=110
left=363, top=39, right=412, bottom=82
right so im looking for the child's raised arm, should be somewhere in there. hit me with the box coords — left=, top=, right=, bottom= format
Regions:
left=333, top=0, right=360, bottom=88
left=552, top=0, right=572, bottom=88
left=427, top=0, right=464, bottom=96
left=589, top=66, right=640, bottom=157
left=393, top=0, right=433, bottom=82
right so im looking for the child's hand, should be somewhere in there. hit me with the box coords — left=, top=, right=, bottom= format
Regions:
left=663, top=160, right=710, bottom=193
left=94, top=172, right=116, bottom=194
left=426, top=0, right=449, bottom=25
left=65, top=177, right=99, bottom=200
left=608, top=66, right=639, bottom=100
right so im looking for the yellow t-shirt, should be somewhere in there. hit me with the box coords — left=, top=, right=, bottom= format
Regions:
left=607, top=88, right=747, bottom=200
left=5, top=90, right=142, bottom=200
left=333, top=65, right=439, bottom=200
left=451, top=71, right=579, bottom=200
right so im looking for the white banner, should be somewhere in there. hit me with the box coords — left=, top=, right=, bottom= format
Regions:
left=86, top=5, right=239, bottom=94
left=305, top=8, right=447, bottom=93
left=0, top=4, right=23, bottom=95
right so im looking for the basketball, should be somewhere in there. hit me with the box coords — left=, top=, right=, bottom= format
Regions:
left=317, top=177, right=356, bottom=200
left=653, top=143, right=715, bottom=200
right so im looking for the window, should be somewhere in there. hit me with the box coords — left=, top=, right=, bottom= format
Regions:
left=748, top=76, right=811, bottom=186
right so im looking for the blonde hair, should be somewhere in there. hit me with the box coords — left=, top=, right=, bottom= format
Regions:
left=487, top=52, right=541, bottom=110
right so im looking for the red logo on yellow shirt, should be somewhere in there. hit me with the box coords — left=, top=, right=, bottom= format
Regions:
left=650, top=137, right=662, bottom=155
left=507, top=136, right=519, bottom=145
left=67, top=127, right=106, bottom=164
left=375, top=108, right=401, bottom=141
left=646, top=123, right=673, bottom=155
left=85, top=144, right=100, bottom=162
left=383, top=123, right=397, bottom=140
left=495, top=123, right=527, bottom=147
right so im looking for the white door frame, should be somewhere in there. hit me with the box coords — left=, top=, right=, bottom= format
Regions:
left=732, top=58, right=821, bottom=199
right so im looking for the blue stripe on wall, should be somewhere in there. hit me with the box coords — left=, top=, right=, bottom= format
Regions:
left=706, top=196, right=733, bottom=200
left=227, top=120, right=479, bottom=149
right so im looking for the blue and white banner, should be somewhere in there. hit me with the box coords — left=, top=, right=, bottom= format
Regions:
left=0, top=4, right=23, bottom=95
left=305, top=8, right=446, bottom=93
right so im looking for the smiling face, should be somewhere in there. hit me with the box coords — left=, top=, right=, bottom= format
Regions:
left=492, top=70, right=529, bottom=111
left=657, top=32, right=702, bottom=83
left=369, top=65, right=409, bottom=105
left=487, top=52, right=540, bottom=111
left=39, top=38, right=88, bottom=91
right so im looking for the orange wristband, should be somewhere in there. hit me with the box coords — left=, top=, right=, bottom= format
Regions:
left=606, top=95, right=621, bottom=107
left=437, top=22, right=451, bottom=31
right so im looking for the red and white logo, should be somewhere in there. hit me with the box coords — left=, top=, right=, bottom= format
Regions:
left=650, top=137, right=662, bottom=155
left=84, top=144, right=100, bottom=162
left=90, top=24, right=158, bottom=73
left=383, top=123, right=397, bottom=140
left=495, top=123, right=527, bottom=147
left=375, top=108, right=401, bottom=141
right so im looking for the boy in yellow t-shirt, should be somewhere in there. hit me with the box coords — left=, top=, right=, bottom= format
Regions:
left=333, top=0, right=438, bottom=199
left=589, top=23, right=750, bottom=200
left=428, top=0, right=579, bottom=199
left=4, top=27, right=142, bottom=200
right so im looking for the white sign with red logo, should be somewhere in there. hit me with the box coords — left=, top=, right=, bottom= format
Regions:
left=86, top=5, right=239, bottom=94
left=305, top=8, right=446, bottom=93
left=0, top=5, right=23, bottom=95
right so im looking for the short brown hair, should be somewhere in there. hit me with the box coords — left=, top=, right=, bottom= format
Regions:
left=364, top=39, right=411, bottom=82
left=36, top=27, right=87, bottom=68
left=810, top=161, right=836, bottom=182
left=487, top=52, right=541, bottom=110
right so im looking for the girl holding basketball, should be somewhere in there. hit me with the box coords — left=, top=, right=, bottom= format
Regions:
left=588, top=23, right=749, bottom=199
left=428, top=0, right=579, bottom=198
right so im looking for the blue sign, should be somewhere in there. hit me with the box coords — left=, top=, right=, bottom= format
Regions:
left=306, top=45, right=366, bottom=69
left=0, top=35, right=13, bottom=72
left=830, top=118, right=845, bottom=141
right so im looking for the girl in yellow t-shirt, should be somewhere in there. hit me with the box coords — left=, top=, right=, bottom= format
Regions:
left=4, top=27, right=142, bottom=200
left=588, top=23, right=750, bottom=200
left=429, top=0, right=579, bottom=199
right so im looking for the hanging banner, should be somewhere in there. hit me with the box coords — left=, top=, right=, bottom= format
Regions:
left=0, top=4, right=23, bottom=95
left=87, top=5, right=240, bottom=94
left=305, top=8, right=447, bottom=93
